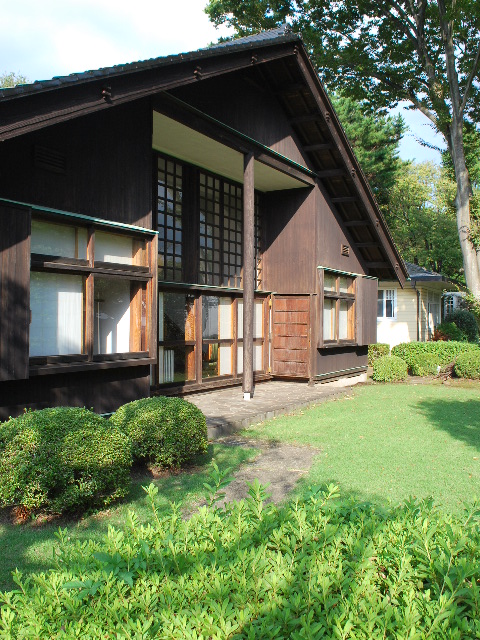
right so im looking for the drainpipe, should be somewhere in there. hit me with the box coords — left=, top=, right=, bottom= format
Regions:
left=413, top=282, right=420, bottom=341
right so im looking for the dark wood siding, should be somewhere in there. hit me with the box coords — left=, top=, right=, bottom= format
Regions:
left=315, top=346, right=368, bottom=377
left=0, top=204, right=30, bottom=381
left=356, top=277, right=378, bottom=346
left=262, top=187, right=316, bottom=293
left=0, top=100, right=153, bottom=228
left=0, top=365, right=151, bottom=420
left=171, top=72, right=310, bottom=168
left=272, top=295, right=310, bottom=377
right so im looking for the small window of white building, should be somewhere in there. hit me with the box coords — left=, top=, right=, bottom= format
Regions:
left=377, top=289, right=396, bottom=319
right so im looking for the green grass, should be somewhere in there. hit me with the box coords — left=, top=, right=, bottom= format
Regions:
left=244, top=382, right=480, bottom=513
left=0, top=443, right=257, bottom=592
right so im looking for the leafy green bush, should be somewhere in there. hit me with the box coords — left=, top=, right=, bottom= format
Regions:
left=372, top=355, right=407, bottom=381
left=445, top=308, right=479, bottom=342
left=409, top=352, right=441, bottom=376
left=392, top=341, right=479, bottom=371
left=433, top=321, right=467, bottom=342
left=2, top=478, right=480, bottom=638
left=367, top=343, right=390, bottom=366
left=0, top=407, right=131, bottom=514
left=454, top=350, right=480, bottom=379
left=110, top=396, right=207, bottom=468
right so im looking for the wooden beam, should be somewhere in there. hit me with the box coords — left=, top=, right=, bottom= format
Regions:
left=243, top=152, right=255, bottom=399
left=367, top=261, right=390, bottom=269
left=316, top=168, right=346, bottom=179
left=331, top=196, right=358, bottom=203
left=356, top=241, right=379, bottom=248
left=294, top=50, right=406, bottom=286
left=0, top=43, right=299, bottom=142
left=304, top=142, right=333, bottom=152
left=344, top=220, right=369, bottom=228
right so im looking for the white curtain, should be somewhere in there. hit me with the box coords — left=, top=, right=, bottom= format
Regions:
left=30, top=272, right=83, bottom=356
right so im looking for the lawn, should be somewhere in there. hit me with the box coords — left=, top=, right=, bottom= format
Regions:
left=244, top=381, right=480, bottom=514
left=0, top=443, right=257, bottom=592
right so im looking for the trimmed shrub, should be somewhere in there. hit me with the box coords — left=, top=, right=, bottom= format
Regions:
left=0, top=407, right=131, bottom=514
left=454, top=350, right=480, bottom=379
left=2, top=483, right=480, bottom=638
left=409, top=352, right=440, bottom=376
left=392, top=341, right=479, bottom=371
left=368, top=343, right=390, bottom=366
left=372, top=355, right=407, bottom=382
left=110, top=396, right=208, bottom=468
left=445, top=309, right=479, bottom=343
left=433, top=321, right=467, bottom=342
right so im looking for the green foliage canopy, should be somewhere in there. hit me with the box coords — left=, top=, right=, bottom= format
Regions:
left=0, top=71, right=28, bottom=88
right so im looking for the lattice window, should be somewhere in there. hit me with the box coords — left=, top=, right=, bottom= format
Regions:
left=199, top=172, right=222, bottom=286
left=223, top=181, right=243, bottom=287
left=254, top=193, right=263, bottom=290
left=157, top=156, right=183, bottom=282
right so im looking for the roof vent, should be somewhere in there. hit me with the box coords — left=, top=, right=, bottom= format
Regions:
left=34, top=145, right=67, bottom=174
left=341, top=244, right=350, bottom=257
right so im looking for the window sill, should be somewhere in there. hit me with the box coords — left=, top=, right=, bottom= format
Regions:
left=319, top=341, right=358, bottom=350
left=29, top=356, right=155, bottom=376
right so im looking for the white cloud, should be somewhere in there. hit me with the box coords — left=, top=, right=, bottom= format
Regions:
left=0, top=0, right=232, bottom=81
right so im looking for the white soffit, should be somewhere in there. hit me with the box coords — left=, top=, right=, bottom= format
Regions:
left=152, top=111, right=308, bottom=192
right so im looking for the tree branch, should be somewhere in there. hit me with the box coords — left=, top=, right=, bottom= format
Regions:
left=460, top=41, right=480, bottom=116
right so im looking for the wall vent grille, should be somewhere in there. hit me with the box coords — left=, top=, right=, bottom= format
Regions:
left=341, top=244, right=350, bottom=257
left=34, top=145, right=67, bottom=174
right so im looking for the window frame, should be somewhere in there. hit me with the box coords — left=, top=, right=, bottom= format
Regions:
left=377, top=288, right=397, bottom=320
left=155, top=285, right=269, bottom=388
left=29, top=214, right=156, bottom=370
left=319, top=269, right=357, bottom=347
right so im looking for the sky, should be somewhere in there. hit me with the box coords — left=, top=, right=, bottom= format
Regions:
left=1, top=0, right=444, bottom=164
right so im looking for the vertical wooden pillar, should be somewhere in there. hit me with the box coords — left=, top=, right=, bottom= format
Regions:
left=243, top=152, right=255, bottom=399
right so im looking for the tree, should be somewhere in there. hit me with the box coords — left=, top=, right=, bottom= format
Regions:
left=206, top=0, right=480, bottom=295
left=385, top=161, right=463, bottom=279
left=330, top=94, right=405, bottom=208
left=0, top=72, right=28, bottom=88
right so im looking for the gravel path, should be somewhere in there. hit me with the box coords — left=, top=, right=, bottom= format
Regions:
left=214, top=436, right=317, bottom=505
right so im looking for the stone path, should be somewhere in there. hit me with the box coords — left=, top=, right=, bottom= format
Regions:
left=188, top=376, right=365, bottom=439
left=214, top=436, right=318, bottom=505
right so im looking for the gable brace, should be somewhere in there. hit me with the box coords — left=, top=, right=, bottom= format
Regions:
left=294, top=50, right=406, bottom=286
left=0, top=44, right=299, bottom=142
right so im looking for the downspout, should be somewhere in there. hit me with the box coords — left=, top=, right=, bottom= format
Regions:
left=413, top=282, right=420, bottom=342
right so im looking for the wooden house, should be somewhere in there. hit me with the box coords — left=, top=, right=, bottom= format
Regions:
left=0, top=26, right=406, bottom=419
left=378, top=262, right=455, bottom=349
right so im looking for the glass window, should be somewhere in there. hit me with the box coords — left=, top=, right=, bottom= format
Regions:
left=157, top=157, right=183, bottom=282
left=31, top=219, right=87, bottom=260
left=322, top=271, right=356, bottom=343
left=158, top=345, right=195, bottom=383
left=377, top=289, right=396, bottom=319
left=95, top=231, right=146, bottom=266
left=160, top=292, right=195, bottom=342
left=94, top=278, right=134, bottom=355
left=30, top=272, right=84, bottom=356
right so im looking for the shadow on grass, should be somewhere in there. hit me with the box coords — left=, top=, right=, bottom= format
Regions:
left=415, top=398, right=480, bottom=452
left=0, top=443, right=257, bottom=592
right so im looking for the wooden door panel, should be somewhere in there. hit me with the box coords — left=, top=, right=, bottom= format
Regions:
left=271, top=295, right=310, bottom=378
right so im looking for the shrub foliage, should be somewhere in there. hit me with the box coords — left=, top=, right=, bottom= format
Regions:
left=445, top=308, right=479, bottom=343
left=1, top=479, right=480, bottom=638
left=110, top=396, right=208, bottom=468
left=454, top=350, right=480, bottom=379
left=409, top=352, right=441, bottom=377
left=372, top=355, right=407, bottom=381
left=434, top=321, right=467, bottom=342
left=392, top=341, right=479, bottom=372
left=367, top=343, right=390, bottom=366
left=0, top=407, right=131, bottom=514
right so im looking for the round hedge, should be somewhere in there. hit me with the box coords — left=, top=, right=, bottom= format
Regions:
left=0, top=407, right=132, bottom=514
left=368, top=343, right=390, bottom=367
left=434, top=321, right=467, bottom=342
left=445, top=309, right=479, bottom=343
left=372, top=355, right=408, bottom=382
left=110, top=396, right=208, bottom=468
left=454, top=350, right=480, bottom=379
left=409, top=352, right=441, bottom=377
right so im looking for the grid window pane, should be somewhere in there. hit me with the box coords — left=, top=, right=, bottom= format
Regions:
left=157, top=156, right=183, bottom=282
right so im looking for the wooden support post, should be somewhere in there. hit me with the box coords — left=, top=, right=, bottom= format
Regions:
left=243, top=152, right=255, bottom=399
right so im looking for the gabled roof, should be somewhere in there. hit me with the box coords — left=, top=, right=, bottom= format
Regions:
left=405, top=262, right=446, bottom=281
left=0, top=26, right=407, bottom=285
